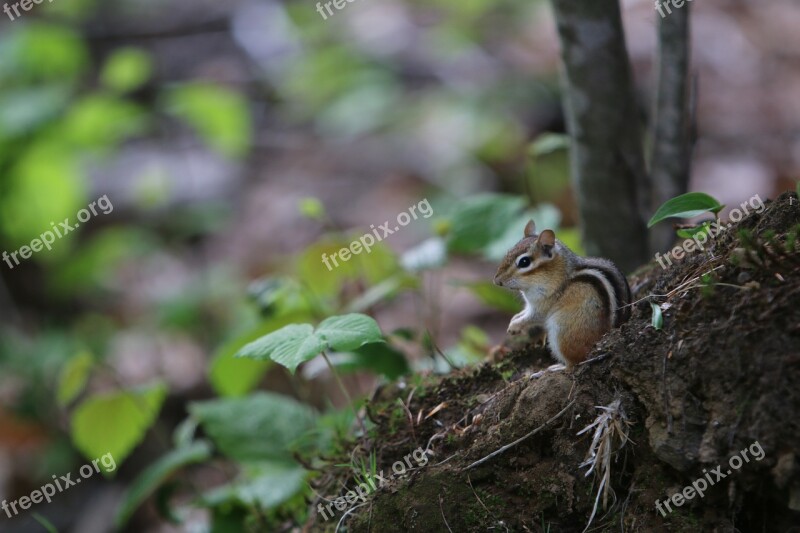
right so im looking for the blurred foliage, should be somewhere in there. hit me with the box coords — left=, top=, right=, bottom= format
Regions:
left=0, top=0, right=583, bottom=529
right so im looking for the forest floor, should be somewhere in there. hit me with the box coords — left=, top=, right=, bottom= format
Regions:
left=305, top=191, right=800, bottom=533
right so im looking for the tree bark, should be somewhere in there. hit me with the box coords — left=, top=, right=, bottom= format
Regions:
left=650, top=4, right=693, bottom=254
left=550, top=0, right=650, bottom=272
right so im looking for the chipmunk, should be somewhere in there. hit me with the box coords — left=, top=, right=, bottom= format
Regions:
left=493, top=220, right=631, bottom=367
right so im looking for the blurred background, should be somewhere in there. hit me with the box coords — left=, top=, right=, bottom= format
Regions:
left=0, top=0, right=798, bottom=531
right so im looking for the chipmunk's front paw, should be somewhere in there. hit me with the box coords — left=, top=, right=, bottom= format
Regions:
left=507, top=321, right=525, bottom=336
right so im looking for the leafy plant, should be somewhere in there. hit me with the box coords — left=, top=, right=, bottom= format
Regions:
left=648, top=192, right=724, bottom=228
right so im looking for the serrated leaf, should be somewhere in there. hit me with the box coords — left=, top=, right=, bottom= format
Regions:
left=189, top=393, right=317, bottom=462
left=57, top=351, right=93, bottom=407
left=115, top=441, right=212, bottom=527
left=648, top=192, right=724, bottom=227
left=71, top=383, right=167, bottom=467
left=650, top=302, right=663, bottom=330
left=235, top=324, right=323, bottom=374
left=316, top=313, right=383, bottom=351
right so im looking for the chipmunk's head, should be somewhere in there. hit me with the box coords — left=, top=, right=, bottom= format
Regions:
left=493, top=220, right=559, bottom=290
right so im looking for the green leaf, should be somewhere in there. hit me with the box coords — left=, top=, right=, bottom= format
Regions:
left=202, top=460, right=307, bottom=510
left=71, top=383, right=167, bottom=467
left=345, top=274, right=418, bottom=313
left=189, top=393, right=317, bottom=462
left=483, top=204, right=561, bottom=261
left=164, top=83, right=251, bottom=158
left=32, top=513, right=58, bottom=533
left=317, top=313, right=383, bottom=351
left=236, top=314, right=384, bottom=374
left=675, top=222, right=711, bottom=239
left=650, top=302, right=663, bottom=330
left=1, top=140, right=86, bottom=252
left=115, top=441, right=212, bottom=527
left=57, top=351, right=94, bottom=407
left=648, top=192, right=724, bottom=227
left=61, top=94, right=147, bottom=150
left=236, top=324, right=323, bottom=374
left=461, top=281, right=520, bottom=313
left=101, top=48, right=152, bottom=93
left=447, top=194, right=526, bottom=255
left=0, top=24, right=89, bottom=83
left=529, top=133, right=570, bottom=157
left=322, top=342, right=409, bottom=379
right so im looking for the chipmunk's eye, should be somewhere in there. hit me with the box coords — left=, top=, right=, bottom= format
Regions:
left=516, top=256, right=531, bottom=268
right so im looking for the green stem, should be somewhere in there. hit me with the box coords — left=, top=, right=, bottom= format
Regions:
left=321, top=351, right=367, bottom=436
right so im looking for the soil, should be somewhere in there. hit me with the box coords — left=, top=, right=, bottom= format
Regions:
left=306, top=191, right=800, bottom=533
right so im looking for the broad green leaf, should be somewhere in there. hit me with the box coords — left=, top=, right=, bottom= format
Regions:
left=345, top=274, right=418, bottom=313
left=461, top=281, right=520, bottom=313
left=101, top=48, right=152, bottom=93
left=202, top=461, right=307, bottom=510
left=529, top=133, right=570, bottom=157
left=296, top=238, right=399, bottom=302
left=232, top=461, right=307, bottom=508
left=71, top=383, right=167, bottom=467
left=57, top=351, right=94, bottom=407
left=321, top=342, right=409, bottom=379
left=0, top=24, right=88, bottom=83
left=316, top=313, right=383, bottom=351
left=1, top=141, right=85, bottom=251
left=189, top=393, right=317, bottom=462
left=164, top=83, right=251, bottom=158
left=235, top=324, right=324, bottom=374
left=209, top=313, right=313, bottom=397
left=115, top=441, right=212, bottom=527
left=650, top=302, right=663, bottom=330
left=648, top=192, right=724, bottom=227
left=61, top=94, right=147, bottom=150
left=447, top=194, right=526, bottom=255
left=483, top=204, right=561, bottom=261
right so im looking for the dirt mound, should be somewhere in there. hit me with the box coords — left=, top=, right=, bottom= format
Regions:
left=307, top=192, right=800, bottom=533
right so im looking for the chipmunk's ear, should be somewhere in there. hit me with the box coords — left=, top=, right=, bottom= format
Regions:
left=538, top=229, right=556, bottom=256
left=524, top=219, right=536, bottom=238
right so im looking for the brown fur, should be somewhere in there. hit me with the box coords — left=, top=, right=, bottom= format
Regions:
left=493, top=220, right=630, bottom=367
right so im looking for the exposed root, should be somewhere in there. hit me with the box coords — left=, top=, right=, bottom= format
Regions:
left=577, top=399, right=633, bottom=533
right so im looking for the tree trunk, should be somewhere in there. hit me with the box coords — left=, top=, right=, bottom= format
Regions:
left=650, top=3, right=693, bottom=254
left=549, top=0, right=650, bottom=272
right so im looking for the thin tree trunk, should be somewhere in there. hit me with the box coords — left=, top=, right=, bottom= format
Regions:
left=550, top=0, right=650, bottom=272
left=650, top=4, right=693, bottom=254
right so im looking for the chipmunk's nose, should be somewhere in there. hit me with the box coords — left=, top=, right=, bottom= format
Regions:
left=493, top=275, right=503, bottom=286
